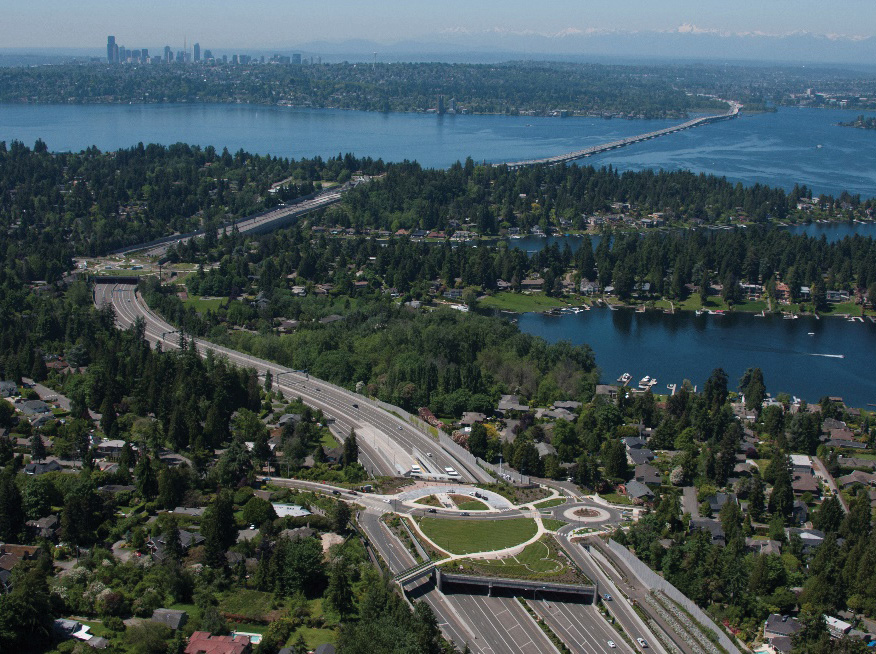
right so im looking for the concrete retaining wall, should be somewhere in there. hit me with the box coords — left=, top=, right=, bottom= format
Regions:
left=607, top=539, right=744, bottom=654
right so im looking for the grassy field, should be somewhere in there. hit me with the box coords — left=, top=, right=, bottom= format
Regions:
left=182, top=295, right=225, bottom=313
left=218, top=589, right=275, bottom=621
left=541, top=518, right=568, bottom=531
left=454, top=498, right=490, bottom=511
left=533, top=498, right=567, bottom=509
left=598, top=492, right=632, bottom=505
left=477, top=292, right=566, bottom=313
left=320, top=430, right=340, bottom=449
left=415, top=495, right=442, bottom=507
left=418, top=517, right=537, bottom=554
left=453, top=537, right=590, bottom=583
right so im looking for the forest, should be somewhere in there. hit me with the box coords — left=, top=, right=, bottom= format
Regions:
left=327, top=159, right=869, bottom=232
left=0, top=61, right=726, bottom=118
left=0, top=139, right=384, bottom=278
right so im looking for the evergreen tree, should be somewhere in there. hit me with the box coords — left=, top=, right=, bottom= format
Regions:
left=30, top=432, right=46, bottom=463
left=342, top=430, right=359, bottom=468
left=0, top=471, right=24, bottom=541
left=202, top=490, right=236, bottom=567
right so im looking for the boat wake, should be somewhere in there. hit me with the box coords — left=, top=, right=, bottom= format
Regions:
left=809, top=353, right=845, bottom=359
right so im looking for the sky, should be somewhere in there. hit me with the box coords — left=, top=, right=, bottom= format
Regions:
left=3, top=0, right=876, bottom=50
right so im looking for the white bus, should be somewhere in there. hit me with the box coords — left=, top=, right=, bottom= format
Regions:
left=410, top=465, right=423, bottom=476
left=444, top=467, right=460, bottom=477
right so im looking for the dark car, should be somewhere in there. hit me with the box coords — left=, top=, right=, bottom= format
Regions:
left=427, top=508, right=437, bottom=513
left=332, top=490, right=341, bottom=496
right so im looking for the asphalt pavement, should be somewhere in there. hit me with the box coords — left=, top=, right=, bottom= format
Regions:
left=529, top=600, right=634, bottom=654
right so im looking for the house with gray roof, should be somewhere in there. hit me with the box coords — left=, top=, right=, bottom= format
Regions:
left=0, top=381, right=17, bottom=397
left=152, top=608, right=188, bottom=630
left=624, top=480, right=654, bottom=502
left=634, top=464, right=662, bottom=486
left=690, top=518, right=725, bottom=545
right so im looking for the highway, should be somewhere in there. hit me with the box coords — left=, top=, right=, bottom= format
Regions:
left=95, top=283, right=491, bottom=484
left=529, top=600, right=634, bottom=654
left=110, top=187, right=348, bottom=257
left=503, top=101, right=740, bottom=169
left=358, top=510, right=560, bottom=654
left=556, top=537, right=671, bottom=654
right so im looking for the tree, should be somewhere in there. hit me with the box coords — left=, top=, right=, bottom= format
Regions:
left=703, top=368, right=729, bottom=411
left=813, top=495, right=843, bottom=534
left=29, top=432, right=46, bottom=463
left=325, top=557, right=355, bottom=618
left=135, top=455, right=158, bottom=500
left=0, top=567, right=55, bottom=652
left=332, top=501, right=351, bottom=533
left=749, top=472, right=766, bottom=521
left=0, top=472, right=24, bottom=541
left=602, top=439, right=629, bottom=480
left=342, top=429, right=359, bottom=468
left=243, top=496, right=277, bottom=527
left=468, top=423, right=488, bottom=460
left=202, top=490, right=236, bottom=567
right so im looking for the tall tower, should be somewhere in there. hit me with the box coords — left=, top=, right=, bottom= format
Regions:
left=107, top=36, right=116, bottom=63
left=193, top=43, right=200, bottom=62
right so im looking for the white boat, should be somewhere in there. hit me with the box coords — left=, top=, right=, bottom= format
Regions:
left=695, top=309, right=704, bottom=316
left=617, top=373, right=632, bottom=384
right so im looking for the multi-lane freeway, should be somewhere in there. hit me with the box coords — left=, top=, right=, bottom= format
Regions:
left=94, top=283, right=492, bottom=484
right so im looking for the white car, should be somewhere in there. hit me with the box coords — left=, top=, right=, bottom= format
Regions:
left=637, top=638, right=648, bottom=648
left=382, top=499, right=391, bottom=503
left=607, top=641, right=616, bottom=649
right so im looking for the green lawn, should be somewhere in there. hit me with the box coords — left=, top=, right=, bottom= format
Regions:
left=415, top=495, right=442, bottom=507
left=218, top=589, right=274, bottom=621
left=732, top=299, right=768, bottom=313
left=477, top=292, right=566, bottom=313
left=455, top=499, right=490, bottom=511
left=541, top=518, right=568, bottom=531
left=182, top=295, right=225, bottom=312
left=454, top=537, right=591, bottom=583
left=533, top=498, right=567, bottom=509
left=296, top=627, right=338, bottom=649
left=598, top=492, right=632, bottom=505
left=321, top=430, right=340, bottom=449
left=418, top=517, right=538, bottom=554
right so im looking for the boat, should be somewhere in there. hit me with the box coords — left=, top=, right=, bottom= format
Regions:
left=754, top=310, right=765, bottom=318
left=710, top=310, right=726, bottom=315
left=638, top=376, right=657, bottom=389
left=695, top=309, right=705, bottom=316
left=617, top=373, right=632, bottom=385
left=808, top=332, right=815, bottom=336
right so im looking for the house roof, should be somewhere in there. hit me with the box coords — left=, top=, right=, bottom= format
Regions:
left=634, top=464, right=662, bottom=485
left=622, top=436, right=647, bottom=450
left=690, top=518, right=725, bottom=541
left=624, top=480, right=653, bottom=499
left=792, top=472, right=819, bottom=493
left=627, top=449, right=655, bottom=466
left=460, top=412, right=487, bottom=426
left=837, top=470, right=876, bottom=487
left=152, top=608, right=188, bottom=630
left=185, top=631, right=251, bottom=654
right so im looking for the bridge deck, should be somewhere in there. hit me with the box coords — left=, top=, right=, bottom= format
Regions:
left=503, top=102, right=740, bottom=169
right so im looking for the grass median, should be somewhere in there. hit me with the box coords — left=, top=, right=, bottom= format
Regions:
left=418, top=517, right=538, bottom=555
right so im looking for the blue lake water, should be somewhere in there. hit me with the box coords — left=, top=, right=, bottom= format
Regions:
left=517, top=308, right=876, bottom=408
left=2, top=101, right=875, bottom=404
left=2, top=104, right=876, bottom=197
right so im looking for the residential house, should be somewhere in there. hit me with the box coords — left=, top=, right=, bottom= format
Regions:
left=497, top=395, right=530, bottom=414
left=520, top=279, right=544, bottom=292
left=97, top=439, right=126, bottom=458
left=826, top=290, right=851, bottom=304
left=0, top=381, right=17, bottom=397
left=23, top=460, right=62, bottom=475
left=19, top=400, right=50, bottom=416
left=627, top=448, right=655, bottom=466
left=746, top=538, right=782, bottom=556
left=786, top=528, right=825, bottom=553
left=459, top=412, right=487, bottom=426
left=147, top=529, right=205, bottom=562
left=622, top=436, right=647, bottom=450
left=0, top=544, right=41, bottom=591
left=792, top=500, right=809, bottom=525
left=534, top=442, right=558, bottom=458
left=764, top=614, right=801, bottom=653
left=825, top=616, right=853, bottom=639
left=594, top=385, right=618, bottom=402
left=837, top=470, right=876, bottom=488
left=790, top=454, right=813, bottom=475
left=775, top=282, right=791, bottom=303
left=690, top=518, right=725, bottom=545
left=185, top=631, right=252, bottom=654
left=580, top=280, right=600, bottom=295
left=634, top=464, right=662, bottom=486
left=152, top=608, right=188, bottom=630
left=623, top=480, right=654, bottom=503
left=26, top=514, right=60, bottom=540
left=705, top=493, right=736, bottom=516
left=553, top=401, right=582, bottom=411
left=792, top=471, right=820, bottom=496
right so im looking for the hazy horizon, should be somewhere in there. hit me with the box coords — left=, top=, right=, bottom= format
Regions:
left=4, top=1, right=876, bottom=60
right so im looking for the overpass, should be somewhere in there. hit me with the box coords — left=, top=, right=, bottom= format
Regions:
left=436, top=569, right=597, bottom=602
left=503, top=101, right=741, bottom=169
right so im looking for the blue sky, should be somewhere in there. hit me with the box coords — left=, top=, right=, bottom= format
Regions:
left=4, top=0, right=876, bottom=49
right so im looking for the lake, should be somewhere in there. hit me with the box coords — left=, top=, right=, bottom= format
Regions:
left=2, top=104, right=876, bottom=197
left=518, top=308, right=876, bottom=408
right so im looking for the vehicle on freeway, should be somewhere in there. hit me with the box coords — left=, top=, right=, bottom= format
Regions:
left=461, top=512, right=469, bottom=516
left=603, top=594, right=612, bottom=601
left=332, top=490, right=341, bottom=496
left=348, top=490, right=358, bottom=495
left=607, top=641, right=616, bottom=649
left=352, top=403, right=358, bottom=408
left=445, top=467, right=460, bottom=477
left=637, top=638, right=648, bottom=648
left=427, top=508, right=437, bottom=513
left=382, top=499, right=391, bottom=503
left=426, top=452, right=433, bottom=457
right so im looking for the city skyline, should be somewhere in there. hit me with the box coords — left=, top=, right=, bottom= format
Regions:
left=3, top=1, right=876, bottom=53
